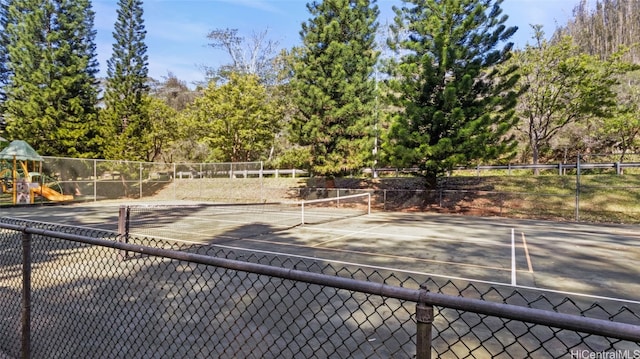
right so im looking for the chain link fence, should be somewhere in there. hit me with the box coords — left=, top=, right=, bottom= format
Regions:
left=30, top=157, right=267, bottom=203
left=1, top=218, right=639, bottom=358
left=4, top=156, right=640, bottom=223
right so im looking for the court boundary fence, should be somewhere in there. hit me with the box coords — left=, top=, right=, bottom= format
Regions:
left=1, top=220, right=639, bottom=358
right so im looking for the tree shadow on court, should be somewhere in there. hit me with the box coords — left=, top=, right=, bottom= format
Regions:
left=0, top=219, right=417, bottom=358
left=4, top=211, right=638, bottom=358
left=363, top=210, right=640, bottom=303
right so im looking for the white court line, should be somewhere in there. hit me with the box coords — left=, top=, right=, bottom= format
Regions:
left=207, top=242, right=640, bottom=305
left=300, top=225, right=513, bottom=248
left=8, top=217, right=639, bottom=305
left=511, top=228, right=516, bottom=286
left=237, top=236, right=509, bottom=272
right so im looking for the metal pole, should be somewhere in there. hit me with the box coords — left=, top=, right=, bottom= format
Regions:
left=117, top=206, right=130, bottom=259
left=383, top=189, right=387, bottom=211
left=416, top=284, right=433, bottom=359
left=260, top=161, right=264, bottom=203
left=93, top=159, right=97, bottom=202
left=22, top=231, right=32, bottom=359
left=575, top=154, right=580, bottom=221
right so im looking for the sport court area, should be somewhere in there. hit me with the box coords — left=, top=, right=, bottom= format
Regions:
left=4, top=200, right=639, bottom=304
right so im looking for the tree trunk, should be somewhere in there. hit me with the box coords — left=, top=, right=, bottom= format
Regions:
left=532, top=143, right=540, bottom=176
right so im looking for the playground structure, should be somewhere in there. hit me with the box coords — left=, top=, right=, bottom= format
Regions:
left=0, top=140, right=73, bottom=204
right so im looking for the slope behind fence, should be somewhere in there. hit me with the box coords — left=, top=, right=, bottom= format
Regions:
left=2, top=157, right=633, bottom=224
left=1, top=219, right=639, bottom=359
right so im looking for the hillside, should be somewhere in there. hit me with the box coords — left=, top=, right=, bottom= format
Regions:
left=133, top=174, right=640, bottom=224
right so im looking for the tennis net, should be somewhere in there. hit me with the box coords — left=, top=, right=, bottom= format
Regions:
left=118, top=192, right=371, bottom=242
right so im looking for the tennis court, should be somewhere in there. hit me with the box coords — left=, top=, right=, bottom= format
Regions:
left=4, top=199, right=639, bottom=305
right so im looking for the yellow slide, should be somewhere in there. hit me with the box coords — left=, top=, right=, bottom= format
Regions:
left=0, top=168, right=10, bottom=193
left=30, top=185, right=73, bottom=201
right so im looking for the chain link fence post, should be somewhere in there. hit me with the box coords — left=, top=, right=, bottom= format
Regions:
left=575, top=153, right=581, bottom=221
left=416, top=284, right=433, bottom=359
left=22, top=231, right=32, bottom=359
left=117, top=206, right=130, bottom=259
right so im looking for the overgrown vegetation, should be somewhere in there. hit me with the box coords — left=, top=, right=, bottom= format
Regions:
left=2, top=0, right=640, bottom=189
left=139, top=172, right=640, bottom=224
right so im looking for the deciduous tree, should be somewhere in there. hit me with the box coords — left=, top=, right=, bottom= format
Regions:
left=145, top=96, right=178, bottom=163
left=509, top=26, right=623, bottom=168
left=180, top=73, right=281, bottom=162
left=597, top=70, right=640, bottom=161
left=205, top=28, right=280, bottom=86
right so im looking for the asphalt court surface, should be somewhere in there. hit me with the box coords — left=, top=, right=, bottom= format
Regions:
left=2, top=201, right=639, bottom=304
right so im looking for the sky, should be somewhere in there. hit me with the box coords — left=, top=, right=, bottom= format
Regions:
left=92, top=0, right=581, bottom=87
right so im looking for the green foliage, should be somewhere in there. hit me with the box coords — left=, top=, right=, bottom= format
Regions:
left=597, top=69, right=640, bottom=159
left=509, top=26, right=625, bottom=165
left=148, top=74, right=200, bottom=162
left=1, top=0, right=100, bottom=157
left=270, top=146, right=313, bottom=170
left=290, top=0, right=380, bottom=177
left=146, top=96, right=178, bottom=162
left=383, top=0, right=519, bottom=186
left=180, top=73, right=281, bottom=162
left=102, top=0, right=150, bottom=161
left=0, top=0, right=11, bottom=105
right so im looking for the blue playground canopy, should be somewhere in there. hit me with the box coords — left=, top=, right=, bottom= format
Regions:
left=0, top=140, right=43, bottom=162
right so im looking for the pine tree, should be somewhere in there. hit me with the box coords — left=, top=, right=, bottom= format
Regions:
left=0, top=0, right=10, bottom=134
left=1, top=0, right=100, bottom=156
left=384, top=0, right=519, bottom=186
left=290, top=0, right=380, bottom=177
left=47, top=0, right=101, bottom=157
left=102, top=0, right=150, bottom=161
left=0, top=0, right=11, bottom=106
left=2, top=0, right=51, bottom=148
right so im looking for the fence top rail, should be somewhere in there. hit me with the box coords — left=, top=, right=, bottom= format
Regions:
left=369, top=162, right=640, bottom=174
left=2, top=220, right=639, bottom=343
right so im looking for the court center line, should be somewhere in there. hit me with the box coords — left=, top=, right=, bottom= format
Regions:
left=521, top=232, right=534, bottom=273
left=309, top=224, right=388, bottom=248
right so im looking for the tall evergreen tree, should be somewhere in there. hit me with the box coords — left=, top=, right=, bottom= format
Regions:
left=0, top=0, right=11, bottom=133
left=290, top=0, right=380, bottom=177
left=0, top=0, right=11, bottom=106
left=1, top=0, right=100, bottom=156
left=384, top=0, right=519, bottom=186
left=102, top=0, right=150, bottom=161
